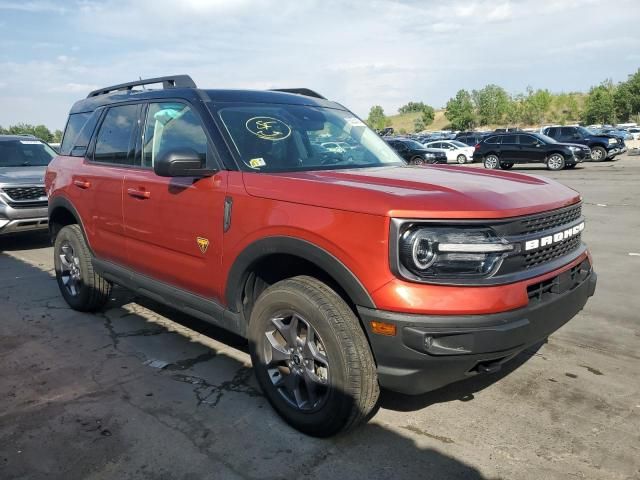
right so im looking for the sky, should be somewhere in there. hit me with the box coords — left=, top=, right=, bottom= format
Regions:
left=0, top=0, right=639, bottom=130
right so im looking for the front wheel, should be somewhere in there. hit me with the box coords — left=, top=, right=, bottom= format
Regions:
left=590, top=146, right=607, bottom=162
left=249, top=276, right=379, bottom=437
left=484, top=154, right=500, bottom=169
left=456, top=154, right=467, bottom=164
left=54, top=224, right=112, bottom=311
left=410, top=155, right=426, bottom=165
left=547, top=153, right=565, bottom=171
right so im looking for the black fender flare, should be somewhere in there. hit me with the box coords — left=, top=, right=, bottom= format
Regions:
left=48, top=196, right=91, bottom=247
left=225, top=236, right=376, bottom=312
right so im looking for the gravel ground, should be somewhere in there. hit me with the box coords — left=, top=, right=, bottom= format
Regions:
left=1, top=154, right=639, bottom=480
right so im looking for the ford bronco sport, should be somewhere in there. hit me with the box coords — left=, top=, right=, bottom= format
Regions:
left=46, top=75, right=597, bottom=437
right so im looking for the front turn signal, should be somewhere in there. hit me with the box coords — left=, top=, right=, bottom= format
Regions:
left=370, top=321, right=397, bottom=336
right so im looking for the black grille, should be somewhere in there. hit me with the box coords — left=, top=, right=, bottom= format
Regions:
left=518, top=204, right=582, bottom=235
left=527, top=259, right=591, bottom=302
left=2, top=186, right=46, bottom=202
left=524, top=234, right=582, bottom=269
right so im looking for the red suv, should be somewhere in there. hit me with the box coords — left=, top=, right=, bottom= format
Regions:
left=46, top=76, right=597, bottom=436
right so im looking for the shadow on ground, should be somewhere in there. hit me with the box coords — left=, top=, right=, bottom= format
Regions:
left=0, top=251, right=507, bottom=479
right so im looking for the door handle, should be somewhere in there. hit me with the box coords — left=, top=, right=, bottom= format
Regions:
left=127, top=187, right=151, bottom=199
left=73, top=179, right=91, bottom=189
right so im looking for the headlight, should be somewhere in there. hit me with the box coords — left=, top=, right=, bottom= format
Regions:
left=568, top=146, right=580, bottom=152
left=398, top=226, right=514, bottom=280
left=608, top=138, right=616, bottom=144
left=424, top=153, right=435, bottom=159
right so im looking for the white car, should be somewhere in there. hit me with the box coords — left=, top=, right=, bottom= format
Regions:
left=423, top=140, right=475, bottom=164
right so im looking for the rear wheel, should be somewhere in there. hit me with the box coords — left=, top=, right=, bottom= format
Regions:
left=484, top=154, right=500, bottom=169
left=590, top=146, right=607, bottom=162
left=54, top=224, right=112, bottom=311
left=547, top=153, right=565, bottom=171
left=456, top=154, right=467, bottom=164
left=410, top=155, right=426, bottom=165
left=248, top=276, right=379, bottom=437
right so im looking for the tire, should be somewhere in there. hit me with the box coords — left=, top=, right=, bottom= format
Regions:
left=456, top=154, right=467, bottom=164
left=53, top=224, right=112, bottom=312
left=500, top=163, right=514, bottom=170
left=483, top=154, right=500, bottom=169
left=547, top=153, right=565, bottom=171
left=248, top=276, right=379, bottom=437
left=410, top=156, right=425, bottom=165
left=590, top=146, right=607, bottom=162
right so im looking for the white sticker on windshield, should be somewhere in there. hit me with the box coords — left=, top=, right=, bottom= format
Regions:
left=20, top=140, right=42, bottom=145
left=345, top=117, right=366, bottom=127
left=249, top=157, right=266, bottom=168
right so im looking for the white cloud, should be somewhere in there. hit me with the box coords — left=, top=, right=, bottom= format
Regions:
left=0, top=1, right=66, bottom=13
left=0, top=0, right=639, bottom=128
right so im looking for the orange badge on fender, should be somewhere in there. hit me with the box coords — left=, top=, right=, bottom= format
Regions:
left=196, top=237, right=210, bottom=254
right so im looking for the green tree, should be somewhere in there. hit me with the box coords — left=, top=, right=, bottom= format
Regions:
left=421, top=105, right=435, bottom=126
left=583, top=84, right=615, bottom=124
left=473, top=84, right=510, bottom=126
left=53, top=129, right=63, bottom=143
left=445, top=90, right=475, bottom=130
left=521, top=87, right=553, bottom=125
left=505, top=94, right=524, bottom=125
left=6, top=123, right=54, bottom=142
left=413, top=118, right=425, bottom=133
left=366, top=105, right=389, bottom=131
left=398, top=101, right=429, bottom=114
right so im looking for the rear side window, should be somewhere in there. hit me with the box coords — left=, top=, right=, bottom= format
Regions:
left=60, top=112, right=90, bottom=155
left=142, top=102, right=208, bottom=168
left=518, top=135, right=537, bottom=146
left=485, top=136, right=500, bottom=144
left=93, top=104, right=139, bottom=165
left=546, top=127, right=560, bottom=138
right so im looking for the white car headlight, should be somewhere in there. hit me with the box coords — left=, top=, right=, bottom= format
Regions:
left=608, top=138, right=617, bottom=144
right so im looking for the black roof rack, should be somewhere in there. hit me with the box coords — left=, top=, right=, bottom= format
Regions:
left=270, top=88, right=326, bottom=100
left=87, top=75, right=197, bottom=98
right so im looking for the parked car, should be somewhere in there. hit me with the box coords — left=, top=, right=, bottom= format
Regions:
left=384, top=138, right=447, bottom=164
left=46, top=75, right=596, bottom=437
left=0, top=135, right=56, bottom=235
left=423, top=140, right=475, bottom=164
left=626, top=127, right=640, bottom=140
left=598, top=128, right=633, bottom=141
left=454, top=132, right=489, bottom=146
left=473, top=132, right=591, bottom=170
left=541, top=126, right=624, bottom=161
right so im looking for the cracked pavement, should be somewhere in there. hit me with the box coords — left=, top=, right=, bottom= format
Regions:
left=1, top=155, right=639, bottom=479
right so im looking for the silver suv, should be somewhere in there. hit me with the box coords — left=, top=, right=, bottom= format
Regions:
left=0, top=135, right=56, bottom=235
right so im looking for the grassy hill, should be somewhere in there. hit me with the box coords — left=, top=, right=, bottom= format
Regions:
left=387, top=110, right=450, bottom=133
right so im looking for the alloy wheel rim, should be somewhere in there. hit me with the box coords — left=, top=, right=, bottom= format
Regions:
left=263, top=312, right=330, bottom=412
left=549, top=155, right=563, bottom=169
left=59, top=242, right=81, bottom=296
left=486, top=156, right=498, bottom=168
left=591, top=149, right=603, bottom=161
left=457, top=155, right=466, bottom=164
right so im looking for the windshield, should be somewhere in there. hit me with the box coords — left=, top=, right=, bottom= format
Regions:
left=534, top=133, right=557, bottom=144
left=215, top=104, right=403, bottom=172
left=449, top=140, right=467, bottom=148
left=0, top=140, right=56, bottom=167
left=577, top=126, right=596, bottom=136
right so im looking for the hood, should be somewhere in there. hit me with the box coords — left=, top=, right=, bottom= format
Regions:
left=0, top=166, right=47, bottom=185
left=242, top=165, right=581, bottom=219
left=555, top=142, right=591, bottom=150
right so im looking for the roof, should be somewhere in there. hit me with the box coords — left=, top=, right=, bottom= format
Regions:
left=69, top=75, right=341, bottom=114
left=0, top=134, right=38, bottom=142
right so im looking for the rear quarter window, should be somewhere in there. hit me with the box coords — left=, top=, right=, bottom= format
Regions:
left=484, top=136, right=500, bottom=144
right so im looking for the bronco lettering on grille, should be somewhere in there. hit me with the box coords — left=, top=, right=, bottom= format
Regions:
left=524, top=222, right=585, bottom=251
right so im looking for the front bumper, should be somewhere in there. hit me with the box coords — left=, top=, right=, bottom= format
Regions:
left=0, top=203, right=49, bottom=235
left=358, top=261, right=597, bottom=395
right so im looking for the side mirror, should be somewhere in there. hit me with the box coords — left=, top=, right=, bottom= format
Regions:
left=153, top=149, right=216, bottom=177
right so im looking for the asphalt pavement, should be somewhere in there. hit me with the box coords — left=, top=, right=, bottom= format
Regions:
left=1, top=155, right=639, bottom=480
